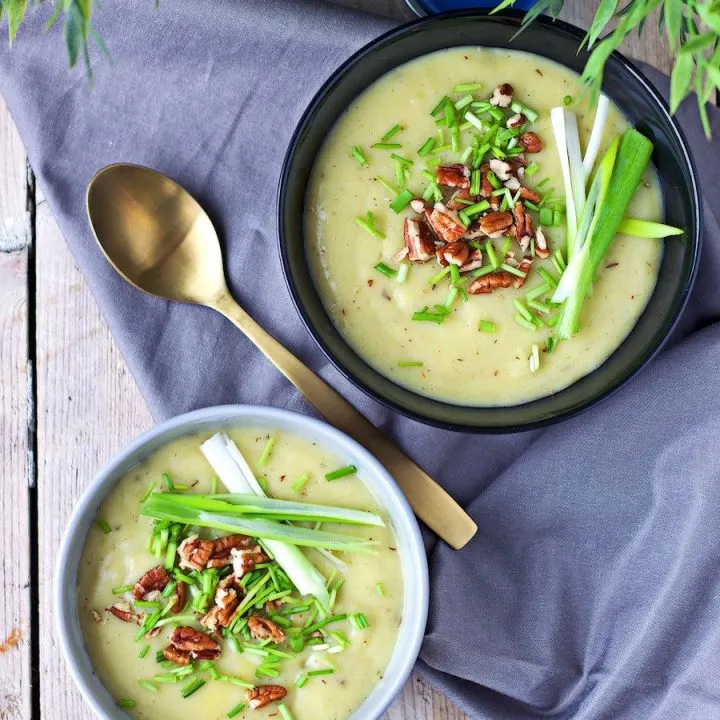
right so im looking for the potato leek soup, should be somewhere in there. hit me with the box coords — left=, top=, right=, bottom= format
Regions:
left=78, top=430, right=402, bottom=720
left=306, top=48, right=666, bottom=407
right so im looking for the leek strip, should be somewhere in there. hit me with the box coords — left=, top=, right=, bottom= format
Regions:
left=200, top=434, right=331, bottom=608
left=582, top=94, right=610, bottom=182
left=618, top=218, right=683, bottom=238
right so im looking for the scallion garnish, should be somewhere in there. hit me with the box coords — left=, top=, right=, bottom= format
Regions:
left=455, top=94, right=474, bottom=110
left=278, top=703, right=295, bottom=720
left=112, top=584, right=133, bottom=595
left=181, top=678, right=206, bottom=699
left=325, top=465, right=357, bottom=481
left=478, top=320, right=496, bottom=334
left=417, top=137, right=436, bottom=157
left=529, top=344, right=541, bottom=373
left=257, top=436, right=275, bottom=468
left=470, top=169, right=480, bottom=196
left=351, top=146, right=368, bottom=167
left=292, top=473, right=309, bottom=493
left=162, top=472, right=174, bottom=491
left=376, top=582, right=386, bottom=597
left=411, top=309, right=445, bottom=324
left=513, top=299, right=533, bottom=323
left=427, top=266, right=451, bottom=286
left=350, top=612, right=369, bottom=630
left=617, top=218, right=683, bottom=238
left=95, top=517, right=111, bottom=534
left=464, top=111, right=484, bottom=131
left=139, top=481, right=156, bottom=504
left=454, top=82, right=482, bottom=93
left=227, top=702, right=246, bottom=719
left=514, top=314, right=537, bottom=332
left=431, top=95, right=450, bottom=116
left=307, top=668, right=336, bottom=677
left=485, top=241, right=499, bottom=269
left=538, top=207, right=553, bottom=226
left=563, top=94, right=573, bottom=106
left=381, top=124, right=402, bottom=141
left=510, top=100, right=538, bottom=122
left=396, top=262, right=409, bottom=284
left=389, top=189, right=414, bottom=214
left=117, top=699, right=136, bottom=709
left=371, top=142, right=401, bottom=150
left=465, top=200, right=490, bottom=217
left=374, top=262, right=397, bottom=279
left=500, top=263, right=526, bottom=278
left=354, top=216, right=384, bottom=240
left=546, top=336, right=558, bottom=354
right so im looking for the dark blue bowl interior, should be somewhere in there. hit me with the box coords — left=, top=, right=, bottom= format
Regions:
left=278, top=12, right=701, bottom=433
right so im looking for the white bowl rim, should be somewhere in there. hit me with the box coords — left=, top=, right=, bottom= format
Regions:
left=55, top=404, right=429, bottom=720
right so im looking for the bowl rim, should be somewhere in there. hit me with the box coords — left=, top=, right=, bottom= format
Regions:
left=55, top=404, right=429, bottom=720
left=277, top=9, right=703, bottom=434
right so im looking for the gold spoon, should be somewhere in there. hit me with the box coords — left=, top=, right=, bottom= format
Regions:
left=86, top=163, right=477, bottom=549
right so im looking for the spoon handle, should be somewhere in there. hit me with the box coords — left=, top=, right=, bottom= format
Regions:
left=213, top=293, right=477, bottom=549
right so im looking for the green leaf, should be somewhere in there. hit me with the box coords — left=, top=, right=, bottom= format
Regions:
left=548, top=0, right=564, bottom=19
left=490, top=0, right=517, bottom=14
left=670, top=51, right=694, bottom=113
left=7, top=0, right=28, bottom=45
left=697, top=3, right=720, bottom=37
left=678, top=31, right=716, bottom=53
left=705, top=59, right=720, bottom=90
left=44, top=1, right=63, bottom=32
left=91, top=25, right=110, bottom=62
left=587, top=0, right=618, bottom=48
left=697, top=68, right=712, bottom=139
left=63, top=3, right=82, bottom=67
left=511, top=0, right=551, bottom=40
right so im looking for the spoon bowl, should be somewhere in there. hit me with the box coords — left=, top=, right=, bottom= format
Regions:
left=86, top=163, right=477, bottom=549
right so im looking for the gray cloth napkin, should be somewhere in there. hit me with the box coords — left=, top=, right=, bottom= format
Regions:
left=3, top=1, right=720, bottom=718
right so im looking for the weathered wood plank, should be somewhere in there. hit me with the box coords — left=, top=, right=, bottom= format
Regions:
left=34, top=188, right=152, bottom=719
left=0, top=98, right=32, bottom=720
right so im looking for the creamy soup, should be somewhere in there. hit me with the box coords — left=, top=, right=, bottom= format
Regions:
left=78, top=429, right=403, bottom=720
left=306, top=48, right=663, bottom=406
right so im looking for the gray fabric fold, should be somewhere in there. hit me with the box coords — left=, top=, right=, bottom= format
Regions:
left=2, top=2, right=720, bottom=718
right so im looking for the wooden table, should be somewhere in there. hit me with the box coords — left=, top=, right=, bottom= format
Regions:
left=0, top=2, right=677, bottom=718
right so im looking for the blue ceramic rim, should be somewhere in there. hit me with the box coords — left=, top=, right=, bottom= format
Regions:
left=54, top=405, right=429, bottom=720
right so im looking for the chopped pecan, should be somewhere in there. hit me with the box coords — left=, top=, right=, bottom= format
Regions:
left=146, top=626, right=162, bottom=639
left=490, top=195, right=501, bottom=210
left=410, top=198, right=428, bottom=214
left=469, top=272, right=514, bottom=294
left=178, top=535, right=214, bottom=572
left=403, top=218, right=435, bottom=263
left=392, top=246, right=409, bottom=263
left=201, top=575, right=243, bottom=632
left=246, top=685, right=287, bottom=710
left=441, top=241, right=470, bottom=267
left=504, top=176, right=521, bottom=191
left=514, top=258, right=533, bottom=288
left=479, top=211, right=513, bottom=237
left=169, top=626, right=221, bottom=659
left=133, top=565, right=170, bottom=599
left=464, top=220, right=484, bottom=240
left=513, top=202, right=528, bottom=241
left=518, top=132, right=543, bottom=154
left=519, top=186, right=541, bottom=204
left=163, top=645, right=191, bottom=666
left=426, top=204, right=466, bottom=244
left=480, top=170, right=493, bottom=198
left=490, top=83, right=514, bottom=107
left=507, top=113, right=527, bottom=129
left=231, top=545, right=270, bottom=578
left=171, top=581, right=187, bottom=614
left=248, top=615, right=286, bottom=644
left=436, top=164, right=470, bottom=189
left=447, top=188, right=473, bottom=211
left=265, top=600, right=280, bottom=613
left=91, top=609, right=102, bottom=624
left=107, top=601, right=138, bottom=623
left=207, top=534, right=253, bottom=569
left=489, top=159, right=512, bottom=182
left=459, top=248, right=483, bottom=273
left=535, top=227, right=550, bottom=259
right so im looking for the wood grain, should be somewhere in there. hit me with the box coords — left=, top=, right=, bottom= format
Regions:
left=0, top=97, right=31, bottom=720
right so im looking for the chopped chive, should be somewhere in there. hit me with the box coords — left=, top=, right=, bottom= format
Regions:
left=396, top=262, right=409, bottom=284
left=291, top=473, right=310, bottom=493
left=538, top=267, right=558, bottom=289
left=307, top=668, right=335, bottom=677
left=354, top=216, right=384, bottom=240
left=278, top=703, right=295, bottom=720
left=478, top=320, right=497, bottom=333
left=551, top=256, right=564, bottom=275
left=444, top=286, right=459, bottom=308
left=140, top=482, right=156, bottom=504
left=450, top=126, right=460, bottom=152
left=135, top=600, right=162, bottom=610
left=95, top=518, right=111, bottom=534
left=514, top=314, right=537, bottom=331
left=525, top=201, right=541, bottom=212
left=510, top=100, right=538, bottom=122
left=513, top=299, right=533, bottom=322
left=417, top=137, right=436, bottom=157
left=458, top=210, right=471, bottom=226
left=431, top=95, right=450, bottom=116
left=257, top=436, right=275, bottom=468
left=429, top=143, right=452, bottom=155
left=351, top=146, right=368, bottom=167
left=563, top=95, right=573, bottom=106
left=500, top=262, right=526, bottom=278
left=376, top=582, right=386, bottom=597
left=470, top=265, right=495, bottom=279
left=350, top=612, right=369, bottom=630
left=398, top=361, right=423, bottom=368
left=162, top=473, right=174, bottom=491
left=458, top=121, right=472, bottom=132
left=485, top=241, right=499, bottom=269
left=464, top=111, right=484, bottom=131
left=455, top=94, right=474, bottom=110
left=459, top=146, right=473, bottom=164
left=554, top=249, right=566, bottom=271
left=528, top=298, right=551, bottom=314
left=138, top=644, right=150, bottom=659
left=181, top=678, right=206, bottom=699
left=394, top=159, right=406, bottom=186
left=117, top=699, right=136, bottom=709
left=428, top=266, right=451, bottom=286
left=389, top=189, right=414, bottom=214
left=381, top=124, right=402, bottom=141
left=449, top=263, right=461, bottom=286
left=499, top=236, right=513, bottom=258
left=524, top=163, right=539, bottom=177
left=465, top=200, right=490, bottom=217
left=487, top=107, right=505, bottom=122
left=137, top=679, right=157, bottom=693
left=374, top=262, right=397, bottom=279
left=376, top=177, right=399, bottom=196
left=538, top=207, right=553, bottom=226
left=227, top=702, right=247, bottom=718
left=552, top=208, right=564, bottom=226
left=325, top=465, right=357, bottom=481
left=454, top=82, right=482, bottom=92
left=444, top=101, right=457, bottom=128
left=295, top=673, right=309, bottom=689
left=529, top=344, right=541, bottom=373
left=432, top=304, right=451, bottom=316
left=470, top=169, right=480, bottom=196
left=257, top=475, right=269, bottom=493
left=219, top=674, right=255, bottom=689
left=390, top=153, right=413, bottom=166
left=526, top=282, right=551, bottom=300
left=372, top=142, right=401, bottom=150
left=546, top=336, right=558, bottom=354
left=472, top=142, right=491, bottom=169
left=112, top=584, right=133, bottom=595
left=422, top=182, right=436, bottom=202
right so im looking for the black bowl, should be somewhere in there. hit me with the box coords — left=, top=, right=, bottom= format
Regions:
left=278, top=11, right=702, bottom=433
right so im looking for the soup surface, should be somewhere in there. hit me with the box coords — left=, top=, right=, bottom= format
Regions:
left=78, top=429, right=403, bottom=720
left=306, top=48, right=663, bottom=406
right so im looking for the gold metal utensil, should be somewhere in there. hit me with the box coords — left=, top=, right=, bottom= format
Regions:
left=86, top=163, right=477, bottom=549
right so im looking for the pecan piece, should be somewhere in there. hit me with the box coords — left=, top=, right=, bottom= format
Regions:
left=169, top=626, right=221, bottom=659
left=490, top=83, right=514, bottom=107
left=107, top=601, right=138, bottom=623
left=231, top=545, right=270, bottom=578
left=506, top=113, right=527, bottom=129
left=171, top=581, right=188, bottom=614
left=441, top=241, right=470, bottom=267
left=479, top=211, right=513, bottom=237
left=447, top=188, right=473, bottom=211
left=489, top=159, right=512, bottom=182
left=519, top=186, right=541, bottom=204
left=207, top=534, right=253, bottom=569
left=392, top=246, right=409, bottom=263
left=459, top=248, right=483, bottom=273
left=469, top=272, right=514, bottom=294
left=133, top=565, right=171, bottom=599
left=201, top=575, right=243, bottom=632
left=514, top=258, right=533, bottom=288
left=513, top=202, right=528, bottom=243
left=436, top=164, right=470, bottom=189
left=410, top=198, right=428, bottom=214
left=480, top=170, right=493, bottom=198
left=535, top=227, right=550, bottom=259
left=403, top=218, right=434, bottom=263
left=178, top=535, right=214, bottom=572
left=247, top=615, right=286, bottom=644
left=504, top=176, right=521, bottom=192
left=426, top=204, right=466, bottom=244
left=163, top=645, right=191, bottom=666
left=246, top=685, right=287, bottom=710
left=518, top=132, right=543, bottom=153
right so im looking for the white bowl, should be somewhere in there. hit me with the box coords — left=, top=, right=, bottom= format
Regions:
left=55, top=405, right=429, bottom=720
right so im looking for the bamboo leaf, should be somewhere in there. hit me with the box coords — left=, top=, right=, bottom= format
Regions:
left=548, top=0, right=564, bottom=19
left=44, top=1, right=63, bottom=32
left=511, top=0, right=551, bottom=40
left=63, top=3, right=82, bottom=66
left=679, top=31, right=716, bottom=52
left=490, top=0, right=517, bottom=14
left=670, top=51, right=694, bottom=112
left=697, top=3, right=720, bottom=36
left=587, top=0, right=618, bottom=48
left=7, top=0, right=27, bottom=45
left=697, top=71, right=712, bottom=139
